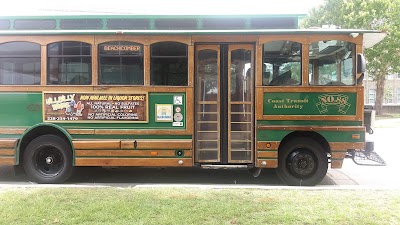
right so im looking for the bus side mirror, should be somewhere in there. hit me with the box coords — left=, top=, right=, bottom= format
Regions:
left=357, top=54, right=366, bottom=73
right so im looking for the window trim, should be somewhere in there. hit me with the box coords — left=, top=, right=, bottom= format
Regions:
left=150, top=41, right=188, bottom=86
left=47, top=41, right=92, bottom=85
left=98, top=41, right=144, bottom=86
left=308, top=40, right=356, bottom=86
left=261, top=40, right=302, bottom=86
left=0, top=41, right=41, bottom=85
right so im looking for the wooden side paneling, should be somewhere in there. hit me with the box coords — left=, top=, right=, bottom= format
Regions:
left=186, top=87, right=194, bottom=134
left=262, top=86, right=358, bottom=93
left=0, top=139, right=18, bottom=148
left=94, top=35, right=192, bottom=46
left=0, top=129, right=25, bottom=135
left=256, top=44, right=263, bottom=86
left=257, top=151, right=278, bottom=158
left=257, top=141, right=280, bottom=150
left=92, top=43, right=98, bottom=85
left=0, top=86, right=192, bottom=92
left=356, top=86, right=364, bottom=120
left=0, top=35, right=95, bottom=45
left=331, top=159, right=344, bottom=169
left=144, top=45, right=150, bottom=85
left=41, top=45, right=47, bottom=85
left=302, top=44, right=309, bottom=86
left=67, top=129, right=95, bottom=135
left=331, top=151, right=347, bottom=159
left=191, top=35, right=258, bottom=43
left=73, top=140, right=120, bottom=149
left=94, top=129, right=191, bottom=135
left=121, top=140, right=192, bottom=149
left=0, top=157, right=16, bottom=165
left=188, top=45, right=194, bottom=87
left=330, top=142, right=364, bottom=150
left=76, top=150, right=192, bottom=157
left=256, top=88, right=264, bottom=120
left=75, top=158, right=192, bottom=167
left=0, top=149, right=16, bottom=156
left=256, top=159, right=278, bottom=168
left=258, top=125, right=365, bottom=132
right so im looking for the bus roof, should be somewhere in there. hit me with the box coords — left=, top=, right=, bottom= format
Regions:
left=0, top=15, right=386, bottom=48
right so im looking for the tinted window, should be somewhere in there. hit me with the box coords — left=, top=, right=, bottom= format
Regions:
left=0, top=42, right=41, bottom=85
left=0, top=20, right=10, bottom=30
left=150, top=42, right=187, bottom=86
left=262, top=41, right=301, bottom=86
left=98, top=41, right=144, bottom=85
left=47, top=41, right=92, bottom=85
left=309, top=40, right=355, bottom=86
left=14, top=19, right=56, bottom=30
left=106, top=19, right=150, bottom=30
left=60, top=19, right=102, bottom=30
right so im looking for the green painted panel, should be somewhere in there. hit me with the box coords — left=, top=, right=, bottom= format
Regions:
left=263, top=92, right=357, bottom=116
left=71, top=135, right=192, bottom=139
left=0, top=134, right=21, bottom=139
left=0, top=92, right=186, bottom=129
left=257, top=120, right=362, bottom=126
left=0, top=93, right=42, bottom=126
left=257, top=130, right=364, bottom=142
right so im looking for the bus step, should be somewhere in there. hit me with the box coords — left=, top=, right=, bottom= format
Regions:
left=349, top=150, right=386, bottom=166
left=200, top=164, right=249, bottom=169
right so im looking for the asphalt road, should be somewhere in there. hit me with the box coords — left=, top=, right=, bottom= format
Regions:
left=0, top=121, right=398, bottom=189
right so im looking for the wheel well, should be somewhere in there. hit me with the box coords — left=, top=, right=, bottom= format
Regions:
left=279, top=131, right=330, bottom=153
left=18, top=125, right=71, bottom=164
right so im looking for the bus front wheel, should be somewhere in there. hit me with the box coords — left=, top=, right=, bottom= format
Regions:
left=23, top=134, right=73, bottom=184
left=276, top=137, right=328, bottom=186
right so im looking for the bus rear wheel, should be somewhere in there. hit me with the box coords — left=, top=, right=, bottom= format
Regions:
left=276, top=137, right=328, bottom=186
left=23, top=134, right=73, bottom=184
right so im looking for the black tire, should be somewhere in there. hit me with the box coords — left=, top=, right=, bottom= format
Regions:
left=23, top=134, right=73, bottom=184
left=276, top=137, right=328, bottom=186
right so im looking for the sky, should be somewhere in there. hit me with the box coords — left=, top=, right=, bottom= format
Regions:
left=0, top=0, right=324, bottom=16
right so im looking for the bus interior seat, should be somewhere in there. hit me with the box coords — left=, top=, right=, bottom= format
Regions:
left=269, top=70, right=297, bottom=86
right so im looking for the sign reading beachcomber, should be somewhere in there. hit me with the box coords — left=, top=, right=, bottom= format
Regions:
left=43, top=92, right=148, bottom=123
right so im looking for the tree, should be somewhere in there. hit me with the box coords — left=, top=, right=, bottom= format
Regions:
left=302, top=0, right=400, bottom=115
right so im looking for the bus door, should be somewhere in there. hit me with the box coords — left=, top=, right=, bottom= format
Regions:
left=195, top=44, right=254, bottom=164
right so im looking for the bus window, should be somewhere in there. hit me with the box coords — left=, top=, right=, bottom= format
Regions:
left=150, top=42, right=188, bottom=86
left=0, top=42, right=41, bottom=85
left=48, top=41, right=91, bottom=85
left=98, top=41, right=143, bottom=85
left=309, top=40, right=355, bottom=86
left=262, top=40, right=301, bottom=86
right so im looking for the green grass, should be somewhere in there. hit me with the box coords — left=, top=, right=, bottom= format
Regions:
left=0, top=188, right=399, bottom=225
left=375, top=113, right=400, bottom=120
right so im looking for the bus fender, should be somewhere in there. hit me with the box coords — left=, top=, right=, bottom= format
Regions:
left=16, top=123, right=74, bottom=165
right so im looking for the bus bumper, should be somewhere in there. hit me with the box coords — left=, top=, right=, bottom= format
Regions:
left=347, top=141, right=386, bottom=166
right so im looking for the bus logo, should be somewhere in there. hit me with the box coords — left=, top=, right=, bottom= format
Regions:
left=316, top=93, right=351, bottom=114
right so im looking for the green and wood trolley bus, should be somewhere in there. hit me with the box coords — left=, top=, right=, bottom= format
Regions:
left=0, top=15, right=385, bottom=185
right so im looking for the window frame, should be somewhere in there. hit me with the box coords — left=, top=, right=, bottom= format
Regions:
left=150, top=41, right=188, bottom=86
left=261, top=40, right=302, bottom=86
left=308, top=40, right=356, bottom=86
left=98, top=41, right=144, bottom=86
left=47, top=41, right=92, bottom=85
left=0, top=41, right=41, bottom=85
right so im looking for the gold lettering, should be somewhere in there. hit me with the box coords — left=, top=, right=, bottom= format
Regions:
left=103, top=45, right=141, bottom=52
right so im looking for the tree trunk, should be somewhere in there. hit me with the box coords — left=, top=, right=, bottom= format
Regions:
left=375, top=74, right=385, bottom=115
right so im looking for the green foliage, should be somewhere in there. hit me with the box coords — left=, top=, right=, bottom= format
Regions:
left=303, top=0, right=400, bottom=114
left=303, top=0, right=400, bottom=77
